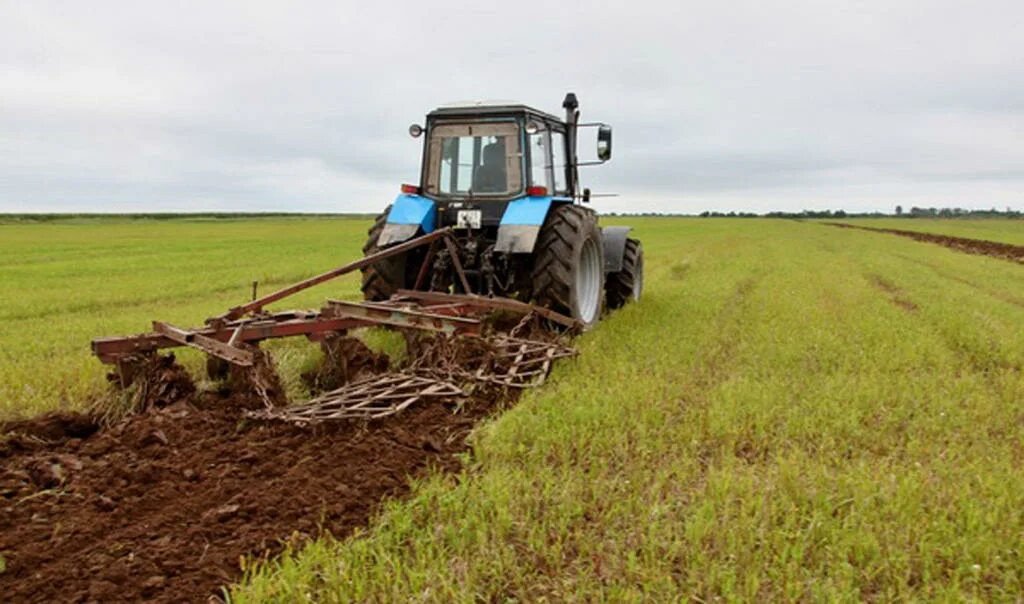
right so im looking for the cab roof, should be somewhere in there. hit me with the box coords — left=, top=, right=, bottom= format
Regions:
left=428, top=100, right=562, bottom=124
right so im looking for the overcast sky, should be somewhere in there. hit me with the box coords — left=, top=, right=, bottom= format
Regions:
left=2, top=1, right=1022, bottom=214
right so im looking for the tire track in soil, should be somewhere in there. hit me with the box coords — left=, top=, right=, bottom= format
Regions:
left=865, top=274, right=919, bottom=312
left=893, top=253, right=1024, bottom=309
left=690, top=275, right=762, bottom=390
left=824, top=222, right=1024, bottom=264
left=681, top=275, right=765, bottom=469
left=881, top=255, right=1022, bottom=373
left=0, top=373, right=508, bottom=602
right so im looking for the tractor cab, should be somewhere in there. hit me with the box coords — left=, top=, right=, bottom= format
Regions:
left=364, top=93, right=637, bottom=329
left=416, top=103, right=572, bottom=204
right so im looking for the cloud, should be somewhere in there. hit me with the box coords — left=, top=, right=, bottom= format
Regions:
left=1, top=0, right=1022, bottom=213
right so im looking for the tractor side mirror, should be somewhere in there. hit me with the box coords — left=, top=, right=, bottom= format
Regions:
left=597, top=125, right=612, bottom=161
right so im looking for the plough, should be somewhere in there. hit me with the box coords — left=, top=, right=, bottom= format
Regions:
left=91, top=228, right=579, bottom=423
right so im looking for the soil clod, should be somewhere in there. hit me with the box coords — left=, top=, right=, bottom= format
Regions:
left=303, top=334, right=390, bottom=393
left=0, top=324, right=575, bottom=603
left=0, top=329, right=575, bottom=603
left=0, top=387, right=501, bottom=603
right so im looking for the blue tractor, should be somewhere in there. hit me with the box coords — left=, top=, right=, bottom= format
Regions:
left=361, top=93, right=643, bottom=328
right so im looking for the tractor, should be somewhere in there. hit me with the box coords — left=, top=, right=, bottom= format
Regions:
left=361, top=93, right=643, bottom=328
left=92, top=94, right=637, bottom=420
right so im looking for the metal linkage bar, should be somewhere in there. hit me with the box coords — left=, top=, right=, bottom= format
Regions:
left=213, top=227, right=454, bottom=323
left=152, top=322, right=255, bottom=367
left=92, top=293, right=499, bottom=365
left=441, top=234, right=473, bottom=294
left=92, top=313, right=365, bottom=363
left=324, top=300, right=482, bottom=335
left=394, top=289, right=581, bottom=329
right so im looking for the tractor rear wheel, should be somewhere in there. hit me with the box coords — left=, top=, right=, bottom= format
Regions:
left=360, top=207, right=408, bottom=301
left=605, top=238, right=643, bottom=309
left=531, top=204, right=605, bottom=328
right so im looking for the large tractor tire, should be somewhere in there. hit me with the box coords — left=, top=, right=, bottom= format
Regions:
left=605, top=238, right=643, bottom=309
left=531, top=204, right=605, bottom=328
left=360, top=207, right=408, bottom=301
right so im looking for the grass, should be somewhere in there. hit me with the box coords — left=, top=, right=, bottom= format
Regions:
left=831, top=217, right=1024, bottom=246
left=231, top=218, right=1024, bottom=601
left=0, top=217, right=372, bottom=418
left=3, top=216, right=1023, bottom=600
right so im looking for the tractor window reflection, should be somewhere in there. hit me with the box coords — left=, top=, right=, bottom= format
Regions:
left=529, top=129, right=551, bottom=190
left=438, top=135, right=510, bottom=195
left=551, top=131, right=567, bottom=194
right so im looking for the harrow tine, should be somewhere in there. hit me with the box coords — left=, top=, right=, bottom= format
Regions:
left=248, top=373, right=465, bottom=424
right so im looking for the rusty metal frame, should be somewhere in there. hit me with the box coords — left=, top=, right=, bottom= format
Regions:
left=91, top=225, right=580, bottom=371
left=91, top=291, right=572, bottom=365
left=92, top=314, right=364, bottom=363
left=324, top=300, right=481, bottom=335
left=441, top=234, right=473, bottom=294
left=212, top=227, right=454, bottom=324
left=395, top=289, right=581, bottom=329
left=413, top=238, right=439, bottom=291
left=152, top=322, right=255, bottom=367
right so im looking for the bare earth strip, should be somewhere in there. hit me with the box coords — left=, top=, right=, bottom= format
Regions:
left=825, top=222, right=1024, bottom=264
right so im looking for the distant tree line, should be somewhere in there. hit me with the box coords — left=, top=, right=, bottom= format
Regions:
left=759, top=206, right=1022, bottom=219
left=0, top=212, right=376, bottom=223
left=895, top=206, right=1021, bottom=218
left=605, top=207, right=1022, bottom=219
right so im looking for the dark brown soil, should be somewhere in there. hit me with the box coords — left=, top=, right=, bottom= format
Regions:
left=302, top=335, right=390, bottom=393
left=825, top=222, right=1024, bottom=263
left=0, top=367, right=500, bottom=602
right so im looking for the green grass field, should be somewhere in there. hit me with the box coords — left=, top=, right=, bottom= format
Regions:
left=833, top=218, right=1024, bottom=246
left=0, top=217, right=375, bottom=418
left=3, top=217, right=1024, bottom=600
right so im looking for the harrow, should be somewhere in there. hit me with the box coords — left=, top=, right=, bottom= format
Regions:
left=91, top=228, right=578, bottom=423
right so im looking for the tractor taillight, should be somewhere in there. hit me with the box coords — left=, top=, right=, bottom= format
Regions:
left=401, top=184, right=420, bottom=195
left=527, top=186, right=548, bottom=197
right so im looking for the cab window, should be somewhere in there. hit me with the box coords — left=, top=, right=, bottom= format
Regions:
left=426, top=122, right=521, bottom=196
left=551, top=130, right=568, bottom=194
left=528, top=126, right=551, bottom=190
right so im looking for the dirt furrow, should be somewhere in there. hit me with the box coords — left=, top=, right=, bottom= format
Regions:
left=825, top=222, right=1024, bottom=264
left=0, top=375, right=499, bottom=602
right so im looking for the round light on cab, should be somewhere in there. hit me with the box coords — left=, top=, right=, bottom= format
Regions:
left=525, top=121, right=540, bottom=135
left=409, top=123, right=424, bottom=138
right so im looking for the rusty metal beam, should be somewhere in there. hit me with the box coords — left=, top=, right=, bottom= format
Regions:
left=325, top=300, right=481, bottom=335
left=413, top=238, right=438, bottom=291
left=153, top=322, right=255, bottom=367
left=215, top=227, right=454, bottom=322
left=394, top=289, right=581, bottom=329
left=441, top=234, right=473, bottom=294
left=92, top=315, right=366, bottom=363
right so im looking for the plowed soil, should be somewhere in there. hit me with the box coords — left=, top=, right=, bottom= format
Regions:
left=0, top=365, right=499, bottom=602
left=825, top=222, right=1024, bottom=263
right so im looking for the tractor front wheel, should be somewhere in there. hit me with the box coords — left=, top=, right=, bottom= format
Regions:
left=530, top=204, right=605, bottom=329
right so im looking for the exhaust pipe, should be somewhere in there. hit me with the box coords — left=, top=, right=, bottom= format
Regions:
left=562, top=92, right=580, bottom=197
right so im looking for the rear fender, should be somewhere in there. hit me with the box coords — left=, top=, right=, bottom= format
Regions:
left=601, top=226, right=633, bottom=272
left=379, top=194, right=436, bottom=246
left=495, top=196, right=567, bottom=253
